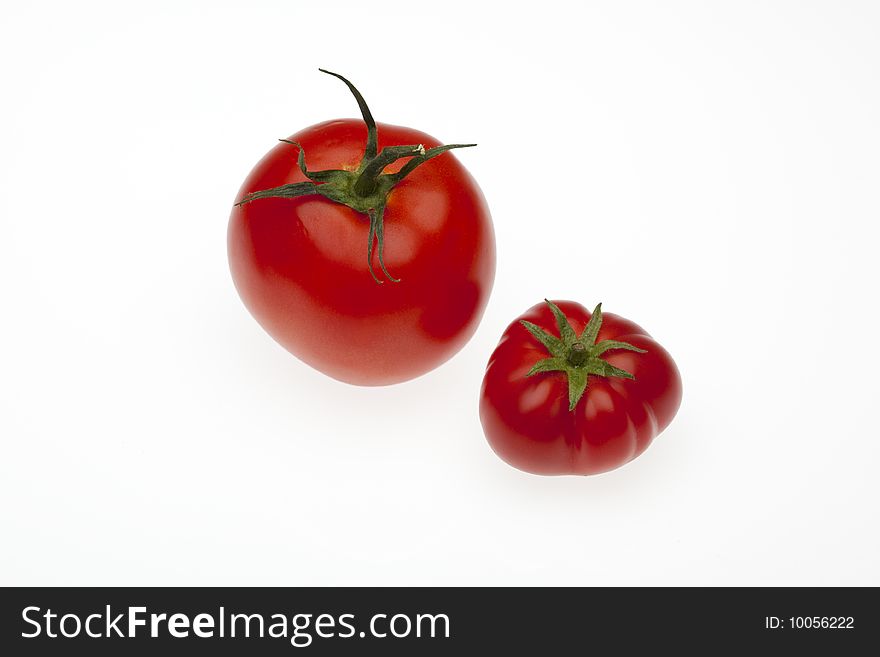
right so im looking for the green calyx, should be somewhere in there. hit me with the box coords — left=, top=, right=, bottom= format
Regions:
left=520, top=300, right=648, bottom=412
left=235, top=69, right=476, bottom=284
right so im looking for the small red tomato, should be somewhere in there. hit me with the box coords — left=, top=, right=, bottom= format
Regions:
left=228, top=70, right=495, bottom=385
left=480, top=300, right=682, bottom=475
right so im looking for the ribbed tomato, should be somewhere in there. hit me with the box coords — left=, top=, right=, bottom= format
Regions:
left=479, top=300, right=681, bottom=475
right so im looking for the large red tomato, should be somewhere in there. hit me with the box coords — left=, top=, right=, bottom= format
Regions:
left=228, top=71, right=495, bottom=385
left=480, top=300, right=682, bottom=475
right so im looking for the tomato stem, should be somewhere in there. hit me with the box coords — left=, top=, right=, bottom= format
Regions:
left=567, top=342, right=589, bottom=367
left=353, top=144, right=425, bottom=197
left=234, top=70, right=476, bottom=284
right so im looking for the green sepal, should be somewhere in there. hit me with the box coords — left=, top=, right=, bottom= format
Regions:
left=389, top=144, right=477, bottom=183
left=234, top=70, right=476, bottom=283
left=580, top=303, right=603, bottom=345
left=368, top=207, right=399, bottom=283
left=566, top=368, right=588, bottom=412
left=521, top=301, right=648, bottom=412
left=278, top=140, right=349, bottom=185
left=545, top=299, right=577, bottom=346
left=591, top=340, right=648, bottom=357
left=365, top=210, right=382, bottom=284
left=235, top=181, right=317, bottom=206
left=315, top=184, right=355, bottom=206
left=585, top=360, right=636, bottom=380
left=526, top=357, right=568, bottom=376
left=519, top=321, right=564, bottom=356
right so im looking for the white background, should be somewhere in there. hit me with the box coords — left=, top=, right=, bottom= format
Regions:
left=2, top=1, right=878, bottom=586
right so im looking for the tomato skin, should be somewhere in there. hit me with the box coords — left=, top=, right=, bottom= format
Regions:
left=228, top=119, right=495, bottom=385
left=479, top=301, right=682, bottom=475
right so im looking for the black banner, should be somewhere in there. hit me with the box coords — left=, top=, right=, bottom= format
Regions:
left=1, top=587, right=875, bottom=654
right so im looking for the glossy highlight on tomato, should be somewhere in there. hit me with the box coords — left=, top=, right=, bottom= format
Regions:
left=228, top=71, right=495, bottom=385
left=479, top=300, right=682, bottom=476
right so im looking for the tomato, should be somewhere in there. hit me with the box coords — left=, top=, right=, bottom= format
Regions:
left=228, top=71, right=495, bottom=385
left=479, top=300, right=682, bottom=475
